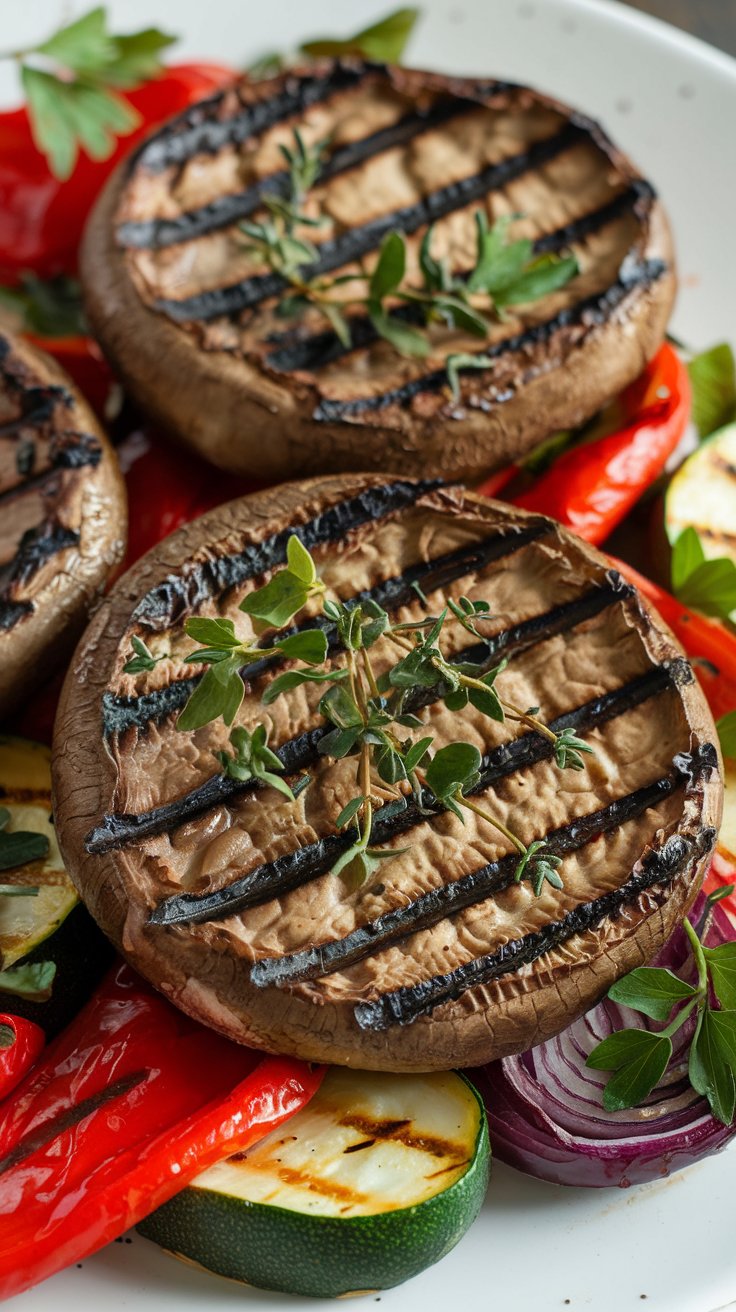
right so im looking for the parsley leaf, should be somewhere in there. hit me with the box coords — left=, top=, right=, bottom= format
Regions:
left=588, top=1029, right=673, bottom=1112
left=607, top=966, right=697, bottom=1022
left=688, top=342, right=736, bottom=440
left=300, top=8, right=420, bottom=63
left=671, top=526, right=736, bottom=619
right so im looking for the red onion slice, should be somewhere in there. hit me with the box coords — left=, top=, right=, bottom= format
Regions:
left=477, top=894, right=736, bottom=1187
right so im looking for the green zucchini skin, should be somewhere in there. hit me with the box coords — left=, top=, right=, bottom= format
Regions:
left=1, top=900, right=113, bottom=1037
left=138, top=1074, right=490, bottom=1298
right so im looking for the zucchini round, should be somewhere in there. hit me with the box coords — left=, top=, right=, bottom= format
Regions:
left=138, top=1067, right=490, bottom=1297
left=0, top=736, right=112, bottom=1035
left=665, top=422, right=736, bottom=574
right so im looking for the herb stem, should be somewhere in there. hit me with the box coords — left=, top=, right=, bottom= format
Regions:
left=661, top=994, right=703, bottom=1040
left=361, top=648, right=381, bottom=701
left=683, top=916, right=709, bottom=993
left=457, top=794, right=527, bottom=855
left=501, top=699, right=558, bottom=744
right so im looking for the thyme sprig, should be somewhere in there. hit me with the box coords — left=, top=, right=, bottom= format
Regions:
left=149, top=536, right=598, bottom=894
left=240, top=132, right=579, bottom=387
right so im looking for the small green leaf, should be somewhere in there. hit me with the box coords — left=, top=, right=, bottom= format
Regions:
left=317, top=725, right=362, bottom=758
left=177, top=663, right=244, bottom=731
left=335, top=796, right=366, bottom=829
left=688, top=343, right=736, bottom=439
left=0, top=960, right=56, bottom=1003
left=262, top=666, right=347, bottom=705
left=370, top=307, right=429, bottom=357
left=0, top=829, right=50, bottom=873
left=0, top=273, right=86, bottom=338
left=586, top=1027, right=668, bottom=1070
left=468, top=677, right=504, bottom=722
left=103, top=28, right=177, bottom=88
left=275, top=628, right=328, bottom=665
left=300, top=8, right=420, bottom=63
left=445, top=353, right=494, bottom=400
left=553, top=727, right=595, bottom=771
left=693, top=1008, right=736, bottom=1125
left=185, top=617, right=240, bottom=648
left=319, top=684, right=363, bottom=730
left=319, top=300, right=352, bottom=348
left=671, top=525, right=706, bottom=592
left=607, top=966, right=698, bottom=1021
left=36, top=6, right=114, bottom=73
left=601, top=1034, right=673, bottom=1112
left=703, top=943, right=736, bottom=1009
left=425, top=742, right=482, bottom=803
left=286, top=535, right=317, bottom=585
left=370, top=231, right=407, bottom=302
left=494, top=254, right=579, bottom=307
left=717, top=710, right=736, bottom=760
left=432, top=295, right=488, bottom=337
left=240, top=571, right=311, bottom=627
left=403, top=735, right=434, bottom=773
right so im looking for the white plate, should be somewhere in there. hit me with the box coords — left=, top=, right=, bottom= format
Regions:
left=7, top=2, right=736, bottom=1310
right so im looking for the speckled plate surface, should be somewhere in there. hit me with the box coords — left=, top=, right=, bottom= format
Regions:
left=6, top=1, right=736, bottom=1309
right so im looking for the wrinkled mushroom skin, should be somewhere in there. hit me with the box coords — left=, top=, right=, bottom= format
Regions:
left=53, top=477, right=720, bottom=1071
left=0, top=332, right=126, bottom=718
left=81, top=63, right=675, bottom=483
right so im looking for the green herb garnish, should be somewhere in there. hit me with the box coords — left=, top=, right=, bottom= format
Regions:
left=588, top=904, right=736, bottom=1125
left=175, top=536, right=596, bottom=892
left=717, top=710, right=736, bottom=759
left=671, top=525, right=736, bottom=620
left=0, top=274, right=86, bottom=338
left=248, top=8, right=421, bottom=78
left=688, top=342, right=736, bottom=440
left=0, top=7, right=175, bottom=179
left=0, top=807, right=49, bottom=873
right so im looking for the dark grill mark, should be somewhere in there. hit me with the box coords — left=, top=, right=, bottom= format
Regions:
left=249, top=774, right=683, bottom=988
left=103, top=516, right=552, bottom=734
left=0, top=601, right=33, bottom=630
left=117, top=99, right=478, bottom=250
left=153, top=122, right=586, bottom=324
left=0, top=522, right=80, bottom=594
left=0, top=385, right=71, bottom=436
left=312, top=255, right=667, bottom=422
left=132, top=62, right=382, bottom=174
left=89, top=576, right=625, bottom=850
left=354, top=748, right=718, bottom=1030
left=129, top=477, right=443, bottom=631
left=0, top=432, right=102, bottom=510
left=0, top=1069, right=149, bottom=1177
left=145, top=660, right=690, bottom=927
left=267, top=182, right=655, bottom=375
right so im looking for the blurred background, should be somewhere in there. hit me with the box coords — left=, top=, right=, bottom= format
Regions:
left=626, top=0, right=734, bottom=54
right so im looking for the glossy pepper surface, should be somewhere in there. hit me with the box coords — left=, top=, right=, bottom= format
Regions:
left=514, top=344, right=691, bottom=544
left=0, top=1013, right=44, bottom=1101
left=0, top=962, right=322, bottom=1299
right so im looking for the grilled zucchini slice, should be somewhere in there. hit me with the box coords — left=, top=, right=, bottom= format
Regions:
left=138, top=1067, right=490, bottom=1297
left=666, top=422, right=736, bottom=572
left=0, top=736, right=112, bottom=1034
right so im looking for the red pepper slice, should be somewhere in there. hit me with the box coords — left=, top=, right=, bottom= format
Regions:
left=0, top=63, right=234, bottom=283
left=609, top=555, right=736, bottom=721
left=513, top=344, right=691, bottom=544
left=0, top=1014, right=44, bottom=1102
left=0, top=962, right=322, bottom=1299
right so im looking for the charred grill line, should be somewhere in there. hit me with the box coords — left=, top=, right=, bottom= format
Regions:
left=354, top=747, right=718, bottom=1030
left=132, top=62, right=384, bottom=175
left=91, top=575, right=626, bottom=846
left=0, top=601, right=32, bottom=631
left=267, top=181, right=655, bottom=375
left=0, top=385, right=71, bottom=436
left=153, top=122, right=587, bottom=324
left=128, top=477, right=443, bottom=631
left=1, top=522, right=80, bottom=592
left=117, top=99, right=481, bottom=250
left=103, top=516, right=553, bottom=734
left=250, top=773, right=684, bottom=988
left=0, top=433, right=103, bottom=510
left=312, top=255, right=667, bottom=421
left=144, top=659, right=688, bottom=927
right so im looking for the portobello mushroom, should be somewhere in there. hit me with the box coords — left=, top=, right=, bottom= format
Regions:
left=52, top=476, right=720, bottom=1071
left=81, top=61, right=675, bottom=483
left=0, top=331, right=126, bottom=719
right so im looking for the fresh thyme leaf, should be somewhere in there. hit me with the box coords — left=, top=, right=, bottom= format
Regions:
left=512, top=838, right=563, bottom=895
left=0, top=960, right=56, bottom=1002
left=717, top=711, right=736, bottom=759
left=467, top=213, right=528, bottom=294
left=671, top=526, right=736, bottom=619
left=275, top=629, right=329, bottom=664
left=240, top=573, right=312, bottom=627
left=185, top=617, right=241, bottom=648
left=0, top=825, right=50, bottom=872
left=215, top=725, right=295, bottom=799
left=688, top=342, right=736, bottom=439
left=419, top=225, right=449, bottom=293
left=607, top=966, right=698, bottom=1021
left=286, top=534, right=317, bottom=585
left=300, top=8, right=420, bottom=63
left=370, top=231, right=407, bottom=302
left=369, top=307, right=429, bottom=357
left=177, top=661, right=244, bottom=731
left=432, top=295, right=488, bottom=337
left=0, top=273, right=86, bottom=338
left=493, top=254, right=579, bottom=307
left=123, top=634, right=169, bottom=675
left=424, top=742, right=482, bottom=809
left=320, top=301, right=352, bottom=348
left=553, top=727, right=595, bottom=771
left=335, top=796, right=367, bottom=830
left=263, top=665, right=347, bottom=705
left=445, top=353, right=494, bottom=400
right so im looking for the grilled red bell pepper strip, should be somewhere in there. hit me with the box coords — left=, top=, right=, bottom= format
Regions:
left=609, top=555, right=736, bottom=721
left=0, top=1014, right=44, bottom=1102
left=513, top=344, right=691, bottom=544
left=0, top=962, right=322, bottom=1299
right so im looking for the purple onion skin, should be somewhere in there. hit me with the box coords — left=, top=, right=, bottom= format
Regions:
left=476, top=895, right=736, bottom=1188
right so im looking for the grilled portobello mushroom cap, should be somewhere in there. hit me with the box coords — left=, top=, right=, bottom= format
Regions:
left=53, top=476, right=720, bottom=1071
left=0, top=332, right=126, bottom=719
left=81, top=61, right=674, bottom=483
